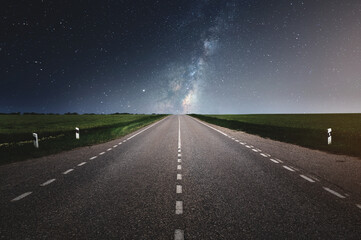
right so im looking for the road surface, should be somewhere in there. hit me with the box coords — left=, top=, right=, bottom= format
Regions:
left=1, top=115, right=361, bottom=239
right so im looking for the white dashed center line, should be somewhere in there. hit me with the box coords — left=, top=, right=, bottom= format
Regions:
left=63, top=169, right=74, bottom=175
left=245, top=145, right=252, bottom=148
left=177, top=174, right=182, bottom=180
left=77, top=162, right=87, bottom=166
left=174, top=229, right=184, bottom=240
left=252, top=149, right=259, bottom=152
left=260, top=153, right=269, bottom=157
left=300, top=174, right=315, bottom=183
left=11, top=192, right=32, bottom=202
left=177, top=165, right=182, bottom=170
left=240, top=142, right=245, bottom=145
left=107, top=148, right=112, bottom=151
left=323, top=187, right=346, bottom=199
left=356, top=204, right=361, bottom=209
left=283, top=166, right=295, bottom=172
left=113, top=145, right=118, bottom=148
left=99, top=152, right=105, bottom=155
left=178, top=153, right=181, bottom=157
left=40, top=179, right=56, bottom=187
left=178, top=159, right=181, bottom=163
left=176, top=201, right=183, bottom=214
left=176, top=185, right=182, bottom=194
left=89, top=156, right=97, bottom=160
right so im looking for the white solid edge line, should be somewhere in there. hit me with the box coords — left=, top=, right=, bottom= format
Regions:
left=270, top=158, right=279, bottom=163
left=177, top=165, right=182, bottom=170
left=89, top=156, right=97, bottom=160
left=11, top=192, right=32, bottom=202
left=174, top=229, right=184, bottom=240
left=63, top=169, right=74, bottom=174
left=125, top=117, right=167, bottom=141
left=300, top=174, right=315, bottom=183
left=40, top=179, right=56, bottom=186
left=78, top=162, right=87, bottom=166
left=283, top=166, right=295, bottom=172
left=192, top=117, right=228, bottom=136
left=99, top=152, right=105, bottom=155
left=176, top=185, right=182, bottom=193
left=323, top=187, right=346, bottom=199
left=177, top=174, right=182, bottom=180
left=176, top=201, right=183, bottom=214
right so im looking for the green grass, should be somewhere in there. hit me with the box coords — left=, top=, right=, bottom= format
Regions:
left=189, top=114, right=361, bottom=158
left=0, top=114, right=167, bottom=164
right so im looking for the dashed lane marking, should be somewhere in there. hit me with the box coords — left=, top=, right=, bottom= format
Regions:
left=283, top=166, right=295, bottom=172
left=176, top=185, right=182, bottom=194
left=177, top=165, right=182, bottom=170
left=178, top=159, right=181, bottom=163
left=99, top=152, right=105, bottom=155
left=113, top=145, right=118, bottom=148
left=323, top=187, right=346, bottom=199
left=77, top=162, right=87, bottom=166
left=252, top=149, right=259, bottom=152
left=89, top=156, right=97, bottom=160
left=178, top=154, right=182, bottom=157
left=177, top=174, right=182, bottom=180
left=40, top=179, right=56, bottom=187
left=176, top=201, right=183, bottom=214
left=174, top=229, right=184, bottom=240
left=260, top=153, right=269, bottom=157
left=11, top=192, right=32, bottom=202
left=107, top=148, right=112, bottom=151
left=63, top=169, right=74, bottom=175
left=300, top=174, right=315, bottom=183
left=356, top=204, right=361, bottom=209
left=270, top=158, right=279, bottom=163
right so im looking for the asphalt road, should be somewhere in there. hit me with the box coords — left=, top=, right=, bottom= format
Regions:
left=1, top=115, right=361, bottom=239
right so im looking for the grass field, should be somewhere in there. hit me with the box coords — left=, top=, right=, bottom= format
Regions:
left=190, top=114, right=361, bottom=158
left=0, top=114, right=167, bottom=164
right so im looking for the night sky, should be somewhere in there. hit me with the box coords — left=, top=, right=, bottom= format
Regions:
left=1, top=0, right=361, bottom=114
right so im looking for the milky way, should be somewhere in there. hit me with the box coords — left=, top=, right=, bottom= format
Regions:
left=1, top=1, right=361, bottom=114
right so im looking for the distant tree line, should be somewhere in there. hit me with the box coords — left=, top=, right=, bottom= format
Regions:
left=0, top=112, right=142, bottom=115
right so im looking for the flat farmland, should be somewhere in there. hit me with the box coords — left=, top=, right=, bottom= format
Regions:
left=0, top=114, right=167, bottom=164
left=190, top=114, right=361, bottom=158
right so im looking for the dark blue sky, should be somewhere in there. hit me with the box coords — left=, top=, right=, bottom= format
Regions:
left=1, top=0, right=361, bottom=114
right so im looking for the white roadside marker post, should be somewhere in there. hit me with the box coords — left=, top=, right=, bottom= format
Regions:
left=327, top=128, right=332, bottom=145
left=75, top=127, right=79, bottom=139
left=33, top=133, right=39, bottom=148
